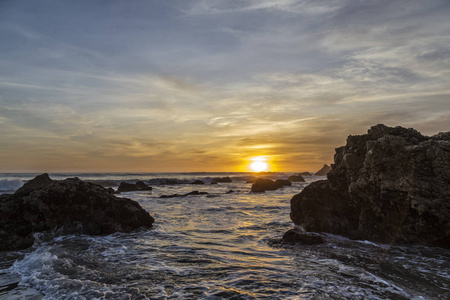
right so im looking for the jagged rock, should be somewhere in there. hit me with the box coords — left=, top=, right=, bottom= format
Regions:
left=315, top=164, right=331, bottom=176
left=16, top=173, right=54, bottom=193
left=290, top=124, right=450, bottom=248
left=118, top=181, right=152, bottom=192
left=251, top=179, right=285, bottom=193
left=191, top=180, right=205, bottom=185
left=288, top=174, right=306, bottom=182
left=281, top=228, right=324, bottom=245
left=212, top=177, right=232, bottom=183
left=0, top=175, right=154, bottom=251
left=160, top=190, right=208, bottom=198
left=299, top=172, right=312, bottom=176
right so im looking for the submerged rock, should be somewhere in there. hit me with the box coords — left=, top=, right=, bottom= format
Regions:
left=160, top=190, right=209, bottom=198
left=118, top=181, right=152, bottom=192
left=288, top=174, right=306, bottom=182
left=281, top=228, right=324, bottom=245
left=290, top=124, right=450, bottom=248
left=0, top=175, right=155, bottom=251
left=315, top=164, right=331, bottom=176
left=212, top=176, right=232, bottom=183
left=191, top=180, right=205, bottom=185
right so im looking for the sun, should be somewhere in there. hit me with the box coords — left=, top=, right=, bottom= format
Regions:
left=249, top=157, right=269, bottom=172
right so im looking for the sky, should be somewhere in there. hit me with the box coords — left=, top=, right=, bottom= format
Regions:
left=0, top=0, right=449, bottom=172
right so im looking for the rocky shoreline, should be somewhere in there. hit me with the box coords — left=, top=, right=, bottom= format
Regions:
left=287, top=124, right=450, bottom=248
left=0, top=174, right=154, bottom=251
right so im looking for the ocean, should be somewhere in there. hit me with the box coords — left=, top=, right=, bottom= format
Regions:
left=0, top=173, right=449, bottom=299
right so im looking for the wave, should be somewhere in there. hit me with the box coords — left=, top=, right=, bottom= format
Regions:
left=0, top=179, right=23, bottom=192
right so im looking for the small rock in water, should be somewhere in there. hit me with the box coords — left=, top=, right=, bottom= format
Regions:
left=118, top=181, right=152, bottom=192
left=288, top=174, right=306, bottom=182
left=281, top=228, right=324, bottom=245
left=251, top=178, right=285, bottom=193
left=191, top=180, right=205, bottom=185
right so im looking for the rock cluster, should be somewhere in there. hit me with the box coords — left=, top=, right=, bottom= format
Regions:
left=0, top=174, right=154, bottom=251
left=290, top=124, right=450, bottom=248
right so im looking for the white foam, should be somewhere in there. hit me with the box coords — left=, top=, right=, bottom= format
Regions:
left=0, top=179, right=23, bottom=192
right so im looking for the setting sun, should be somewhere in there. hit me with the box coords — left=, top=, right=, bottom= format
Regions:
left=249, top=157, right=269, bottom=172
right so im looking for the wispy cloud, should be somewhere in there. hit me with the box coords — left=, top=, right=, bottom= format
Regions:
left=0, top=0, right=449, bottom=172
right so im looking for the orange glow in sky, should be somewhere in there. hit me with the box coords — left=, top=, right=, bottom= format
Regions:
left=249, top=156, right=269, bottom=172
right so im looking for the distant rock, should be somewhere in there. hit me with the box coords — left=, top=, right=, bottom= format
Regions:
left=251, top=179, right=286, bottom=193
left=0, top=175, right=154, bottom=251
left=315, top=164, right=331, bottom=176
left=118, top=181, right=152, bottom=192
left=275, top=179, right=292, bottom=187
left=191, top=180, right=205, bottom=185
left=290, top=124, right=450, bottom=248
left=160, top=190, right=208, bottom=198
left=288, top=174, right=306, bottom=182
left=299, top=172, right=312, bottom=176
left=212, top=176, right=232, bottom=183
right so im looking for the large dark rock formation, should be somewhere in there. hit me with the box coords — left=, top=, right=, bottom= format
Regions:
left=0, top=175, right=155, bottom=251
left=315, top=164, right=331, bottom=176
left=290, top=124, right=450, bottom=248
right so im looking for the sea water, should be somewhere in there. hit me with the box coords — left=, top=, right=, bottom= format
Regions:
left=0, top=173, right=449, bottom=299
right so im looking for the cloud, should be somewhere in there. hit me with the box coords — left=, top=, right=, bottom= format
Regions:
left=0, top=0, right=449, bottom=172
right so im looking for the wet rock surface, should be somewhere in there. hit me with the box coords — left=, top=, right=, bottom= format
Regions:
left=290, top=124, right=450, bottom=248
left=0, top=175, right=155, bottom=251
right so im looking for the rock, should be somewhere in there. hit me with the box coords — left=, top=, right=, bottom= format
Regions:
left=289, top=124, right=450, bottom=248
left=225, top=190, right=235, bottom=194
left=160, top=190, right=208, bottom=198
left=251, top=179, right=285, bottom=193
left=0, top=175, right=154, bottom=251
left=299, top=172, right=312, bottom=176
left=212, top=177, right=232, bottom=183
left=162, top=179, right=179, bottom=185
left=281, top=228, right=324, bottom=245
left=15, top=173, right=54, bottom=193
left=106, top=187, right=119, bottom=194
left=288, top=174, right=306, bottom=182
left=117, top=181, right=152, bottom=192
left=135, top=181, right=152, bottom=190
left=315, top=164, right=331, bottom=176
left=191, top=180, right=205, bottom=185
left=275, top=179, right=292, bottom=187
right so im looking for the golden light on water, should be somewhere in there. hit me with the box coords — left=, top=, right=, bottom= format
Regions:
left=249, top=156, right=269, bottom=172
